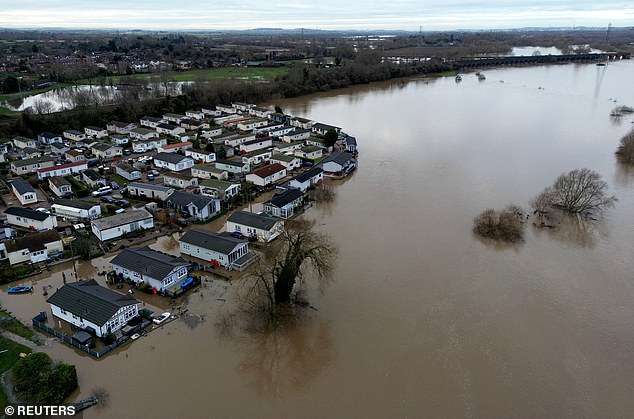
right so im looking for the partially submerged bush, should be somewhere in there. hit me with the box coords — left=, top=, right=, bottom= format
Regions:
left=616, top=129, right=634, bottom=165
left=473, top=205, right=525, bottom=242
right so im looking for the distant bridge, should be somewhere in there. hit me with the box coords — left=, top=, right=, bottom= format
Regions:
left=453, top=52, right=630, bottom=69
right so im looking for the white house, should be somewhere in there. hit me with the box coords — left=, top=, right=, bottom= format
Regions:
left=180, top=229, right=251, bottom=270
left=156, top=123, right=185, bottom=137
left=4, top=207, right=58, bottom=231
left=91, top=142, right=121, bottom=161
left=270, top=153, right=302, bottom=171
left=50, top=142, right=70, bottom=155
left=199, top=179, right=240, bottom=201
left=185, top=148, right=216, bottom=163
left=163, top=172, right=198, bottom=189
left=81, top=169, right=106, bottom=188
left=223, top=133, right=255, bottom=147
left=163, top=113, right=185, bottom=124
left=37, top=132, right=62, bottom=145
left=200, top=128, right=223, bottom=139
left=311, top=122, right=342, bottom=136
left=5, top=230, right=63, bottom=266
left=13, top=136, right=37, bottom=149
left=226, top=211, right=284, bottom=242
left=165, top=191, right=220, bottom=221
left=202, top=106, right=222, bottom=117
left=110, top=135, right=129, bottom=146
left=47, top=279, right=140, bottom=338
left=269, top=125, right=296, bottom=137
left=52, top=199, right=102, bottom=220
left=320, top=151, right=356, bottom=175
left=153, top=152, right=194, bottom=172
left=129, top=127, right=159, bottom=141
left=186, top=110, right=205, bottom=120
left=132, top=138, right=167, bottom=153
left=125, top=182, right=174, bottom=201
left=290, top=116, right=314, bottom=130
left=215, top=160, right=250, bottom=175
left=288, top=167, right=324, bottom=192
left=237, top=118, right=269, bottom=132
left=294, top=146, right=323, bottom=160
left=241, top=149, right=271, bottom=167
left=64, top=149, right=86, bottom=163
left=115, top=163, right=141, bottom=181
left=107, top=121, right=137, bottom=134
left=63, top=129, right=86, bottom=142
left=38, top=161, right=88, bottom=180
left=343, top=136, right=357, bottom=153
left=282, top=129, right=311, bottom=143
left=246, top=163, right=287, bottom=187
left=263, top=188, right=304, bottom=219
left=239, top=138, right=273, bottom=153
left=191, top=164, right=228, bottom=180
left=84, top=126, right=108, bottom=139
left=140, top=116, right=164, bottom=129
left=216, top=104, right=236, bottom=114
left=248, top=107, right=273, bottom=118
left=48, top=176, right=73, bottom=198
left=158, top=142, right=193, bottom=154
left=11, top=156, right=55, bottom=176
left=91, top=209, right=154, bottom=241
left=111, top=247, right=191, bottom=292
left=10, top=179, right=37, bottom=205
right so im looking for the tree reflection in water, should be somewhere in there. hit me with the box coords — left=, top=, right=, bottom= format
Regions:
left=235, top=319, right=336, bottom=397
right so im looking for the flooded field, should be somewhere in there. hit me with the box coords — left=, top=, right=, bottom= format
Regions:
left=3, top=60, right=634, bottom=418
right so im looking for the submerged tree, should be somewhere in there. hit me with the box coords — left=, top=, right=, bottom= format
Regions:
left=248, top=219, right=338, bottom=313
left=530, top=168, right=617, bottom=216
left=615, top=129, right=634, bottom=165
left=473, top=205, right=525, bottom=242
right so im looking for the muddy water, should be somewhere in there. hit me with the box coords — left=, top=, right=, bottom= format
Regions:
left=3, top=61, right=634, bottom=418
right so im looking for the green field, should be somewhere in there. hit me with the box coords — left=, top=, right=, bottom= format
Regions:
left=99, top=66, right=288, bottom=84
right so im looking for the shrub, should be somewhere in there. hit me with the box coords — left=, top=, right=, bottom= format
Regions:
left=616, top=129, right=634, bottom=165
left=473, top=205, right=525, bottom=242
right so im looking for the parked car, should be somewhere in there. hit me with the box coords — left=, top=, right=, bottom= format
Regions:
left=91, top=186, right=112, bottom=197
left=150, top=169, right=160, bottom=176
left=123, top=149, right=132, bottom=155
left=153, top=312, right=171, bottom=325
left=146, top=173, right=154, bottom=181
left=110, top=181, right=120, bottom=190
left=231, top=231, right=244, bottom=239
left=100, top=196, right=115, bottom=203
left=115, top=199, right=130, bottom=208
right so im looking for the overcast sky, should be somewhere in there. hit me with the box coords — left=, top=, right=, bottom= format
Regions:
left=1, top=1, right=632, bottom=31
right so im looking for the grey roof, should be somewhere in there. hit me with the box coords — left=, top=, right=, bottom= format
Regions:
left=345, top=136, right=357, bottom=146
left=92, top=142, right=114, bottom=152
left=271, top=153, right=298, bottom=163
left=4, top=206, right=50, bottom=222
left=321, top=151, right=352, bottom=166
left=126, top=182, right=173, bottom=193
left=50, top=143, right=69, bottom=151
left=82, top=169, right=104, bottom=181
left=64, top=129, right=84, bottom=135
left=154, top=152, right=191, bottom=165
left=165, top=191, right=215, bottom=210
left=49, top=176, right=71, bottom=188
left=47, top=279, right=139, bottom=327
left=91, top=209, right=153, bottom=231
left=292, top=167, right=323, bottom=183
left=158, top=123, right=179, bottom=130
left=53, top=199, right=99, bottom=210
left=267, top=188, right=304, bottom=208
left=313, top=122, right=341, bottom=131
left=39, top=132, right=58, bottom=139
left=10, top=178, right=35, bottom=195
left=216, top=159, right=246, bottom=168
left=131, top=127, right=156, bottom=135
left=199, top=179, right=238, bottom=190
left=12, top=156, right=55, bottom=168
left=141, top=116, right=163, bottom=123
left=227, top=211, right=279, bottom=231
left=111, top=246, right=190, bottom=280
left=116, top=163, right=138, bottom=173
left=180, top=229, right=246, bottom=254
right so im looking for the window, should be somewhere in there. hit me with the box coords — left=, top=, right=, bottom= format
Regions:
left=60, top=308, right=66, bottom=315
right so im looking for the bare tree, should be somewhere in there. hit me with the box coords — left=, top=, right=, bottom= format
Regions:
left=530, top=168, right=617, bottom=215
left=473, top=204, right=525, bottom=242
left=616, top=129, right=634, bottom=165
left=247, top=219, right=338, bottom=314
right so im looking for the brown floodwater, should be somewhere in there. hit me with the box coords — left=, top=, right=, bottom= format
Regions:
left=3, top=61, right=634, bottom=418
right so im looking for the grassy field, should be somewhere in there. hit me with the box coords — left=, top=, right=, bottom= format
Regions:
left=0, top=335, right=31, bottom=410
left=93, top=66, right=288, bottom=85
left=0, top=309, right=34, bottom=341
left=0, top=106, right=20, bottom=116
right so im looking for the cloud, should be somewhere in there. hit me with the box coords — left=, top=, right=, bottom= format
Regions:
left=0, top=1, right=632, bottom=30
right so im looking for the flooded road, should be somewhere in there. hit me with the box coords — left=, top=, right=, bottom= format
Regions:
left=4, top=60, right=634, bottom=418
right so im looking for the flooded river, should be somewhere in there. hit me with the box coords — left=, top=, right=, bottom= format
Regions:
left=3, top=61, right=634, bottom=418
